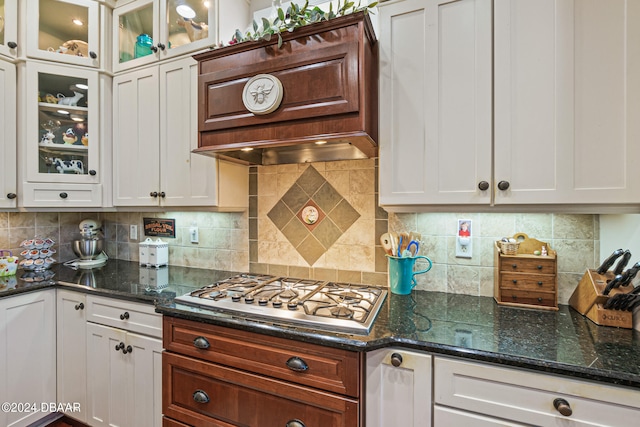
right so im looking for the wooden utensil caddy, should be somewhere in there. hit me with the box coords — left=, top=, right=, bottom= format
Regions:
left=568, top=269, right=633, bottom=328
left=494, top=233, right=558, bottom=310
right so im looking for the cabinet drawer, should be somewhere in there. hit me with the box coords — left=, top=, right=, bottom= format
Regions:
left=163, top=317, right=360, bottom=397
left=499, top=273, right=555, bottom=292
left=434, top=357, right=640, bottom=427
left=22, top=183, right=103, bottom=208
left=86, top=295, right=162, bottom=338
left=498, top=289, right=556, bottom=308
left=499, top=257, right=555, bottom=274
left=163, top=352, right=359, bottom=427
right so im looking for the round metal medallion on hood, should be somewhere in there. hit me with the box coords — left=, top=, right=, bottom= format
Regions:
left=242, top=73, right=284, bottom=115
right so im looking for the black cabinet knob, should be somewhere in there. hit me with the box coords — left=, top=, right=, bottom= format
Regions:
left=120, top=312, right=130, bottom=320
left=59, top=192, right=68, bottom=199
left=286, top=356, right=309, bottom=372
left=7, top=41, right=17, bottom=49
left=512, top=264, right=518, bottom=269
left=497, top=180, right=510, bottom=191
left=150, top=45, right=158, bottom=53
left=157, top=43, right=166, bottom=51
left=89, top=51, right=97, bottom=59
left=75, top=302, right=84, bottom=310
left=89, top=170, right=97, bottom=176
left=512, top=279, right=518, bottom=284
left=115, top=342, right=125, bottom=351
left=150, top=191, right=158, bottom=197
left=553, top=398, right=573, bottom=416
left=122, top=345, right=133, bottom=354
left=537, top=265, right=543, bottom=270
left=538, top=281, right=543, bottom=286
left=193, top=390, right=210, bottom=404
left=390, top=353, right=403, bottom=367
left=7, top=193, right=16, bottom=199
left=537, top=297, right=543, bottom=302
left=478, top=181, right=490, bottom=191
left=286, top=420, right=306, bottom=427
left=193, top=336, right=210, bottom=349
left=159, top=191, right=166, bottom=198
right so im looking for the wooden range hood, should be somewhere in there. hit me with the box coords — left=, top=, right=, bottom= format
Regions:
left=193, top=12, right=378, bottom=165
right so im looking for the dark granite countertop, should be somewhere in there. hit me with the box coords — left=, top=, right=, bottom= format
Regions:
left=2, top=261, right=639, bottom=390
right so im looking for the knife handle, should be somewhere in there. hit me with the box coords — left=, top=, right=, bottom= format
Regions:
left=602, top=274, right=623, bottom=296
left=612, top=250, right=632, bottom=275
left=596, top=249, right=624, bottom=275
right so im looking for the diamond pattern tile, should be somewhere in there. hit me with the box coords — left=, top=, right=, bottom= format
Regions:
left=267, top=165, right=361, bottom=266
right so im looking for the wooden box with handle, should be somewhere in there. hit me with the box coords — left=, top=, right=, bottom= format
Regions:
left=494, top=233, right=558, bottom=310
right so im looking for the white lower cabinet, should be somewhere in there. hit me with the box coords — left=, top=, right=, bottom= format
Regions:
left=366, top=347, right=432, bottom=427
left=85, top=295, right=163, bottom=427
left=0, top=290, right=56, bottom=427
left=56, top=290, right=88, bottom=424
left=434, top=357, right=640, bottom=427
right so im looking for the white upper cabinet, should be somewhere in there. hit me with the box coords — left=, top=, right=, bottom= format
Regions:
left=0, top=0, right=18, bottom=59
left=494, top=0, right=640, bottom=205
left=113, top=0, right=247, bottom=73
left=379, top=0, right=640, bottom=210
left=25, top=0, right=102, bottom=68
left=0, top=58, right=16, bottom=208
left=378, top=0, right=492, bottom=207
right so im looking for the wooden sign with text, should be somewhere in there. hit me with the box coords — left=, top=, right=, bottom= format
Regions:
left=143, top=218, right=176, bottom=238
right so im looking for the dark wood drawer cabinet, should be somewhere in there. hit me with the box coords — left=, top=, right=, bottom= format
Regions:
left=163, top=317, right=363, bottom=427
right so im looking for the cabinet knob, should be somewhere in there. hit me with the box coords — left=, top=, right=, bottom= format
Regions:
left=286, top=356, right=309, bottom=372
left=157, top=43, right=166, bottom=51
left=159, top=191, right=166, bottom=198
left=511, top=295, right=518, bottom=300
left=75, top=302, right=84, bottom=310
left=150, top=191, right=158, bottom=198
left=511, top=264, right=518, bottom=269
left=120, top=311, right=130, bottom=320
left=89, top=51, right=97, bottom=59
left=89, top=170, right=97, bottom=176
left=477, top=181, right=490, bottom=191
left=7, top=41, right=17, bottom=49
left=59, top=192, right=68, bottom=199
left=115, top=342, right=125, bottom=351
left=150, top=45, right=158, bottom=53
left=537, top=265, right=543, bottom=270
left=538, top=281, right=543, bottom=286
left=538, top=297, right=543, bottom=302
left=122, top=345, right=133, bottom=354
left=286, top=420, right=306, bottom=427
left=6, top=193, right=16, bottom=199
left=512, top=279, right=518, bottom=284
left=193, top=336, right=210, bottom=349
left=553, top=398, right=573, bottom=417
left=497, top=180, right=510, bottom=191
left=193, top=390, right=210, bottom=404
left=390, top=352, right=403, bottom=367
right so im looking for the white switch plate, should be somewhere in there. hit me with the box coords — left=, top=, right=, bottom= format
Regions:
left=129, top=225, right=138, bottom=240
left=455, top=219, right=472, bottom=258
left=189, top=226, right=199, bottom=243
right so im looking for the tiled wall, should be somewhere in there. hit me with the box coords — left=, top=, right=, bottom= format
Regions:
left=0, top=211, right=249, bottom=273
left=0, top=160, right=601, bottom=304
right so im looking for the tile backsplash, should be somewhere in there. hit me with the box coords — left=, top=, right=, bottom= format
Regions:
left=0, top=159, right=602, bottom=304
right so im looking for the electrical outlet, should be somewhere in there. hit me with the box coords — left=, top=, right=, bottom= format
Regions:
left=129, top=225, right=138, bottom=240
left=189, top=226, right=199, bottom=244
left=455, top=219, right=472, bottom=258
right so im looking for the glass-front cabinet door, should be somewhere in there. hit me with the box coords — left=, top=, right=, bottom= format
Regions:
left=26, top=0, right=100, bottom=68
left=25, top=62, right=99, bottom=186
left=0, top=0, right=18, bottom=59
left=114, top=0, right=217, bottom=73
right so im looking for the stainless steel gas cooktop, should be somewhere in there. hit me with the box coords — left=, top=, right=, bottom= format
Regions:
left=175, top=274, right=387, bottom=335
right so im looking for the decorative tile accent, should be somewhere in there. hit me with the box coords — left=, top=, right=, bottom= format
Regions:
left=266, top=165, right=361, bottom=265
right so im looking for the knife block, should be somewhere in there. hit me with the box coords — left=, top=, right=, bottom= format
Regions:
left=568, top=269, right=633, bottom=328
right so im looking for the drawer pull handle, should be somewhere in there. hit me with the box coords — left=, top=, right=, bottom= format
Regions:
left=286, top=356, right=309, bottom=372
left=286, top=419, right=306, bottom=427
left=512, top=279, right=518, bottom=284
left=512, top=264, right=517, bottom=269
left=193, top=390, right=210, bottom=404
left=553, top=398, right=572, bottom=417
left=120, top=312, right=130, bottom=320
left=538, top=297, right=543, bottom=302
left=537, top=265, right=543, bottom=270
left=390, top=353, right=403, bottom=367
left=193, top=336, right=210, bottom=349
left=538, top=281, right=543, bottom=286
left=75, top=302, right=84, bottom=310
left=511, top=295, right=518, bottom=300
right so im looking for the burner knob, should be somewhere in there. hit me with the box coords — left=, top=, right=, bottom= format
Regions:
left=390, top=353, right=403, bottom=367
left=244, top=296, right=254, bottom=304
left=286, top=356, right=309, bottom=372
left=286, top=420, right=306, bottom=427
left=231, top=295, right=241, bottom=302
left=258, top=298, right=268, bottom=306
left=287, top=301, right=299, bottom=310
left=272, top=300, right=283, bottom=308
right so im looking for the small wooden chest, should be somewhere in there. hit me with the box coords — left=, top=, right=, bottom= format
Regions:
left=494, top=233, right=558, bottom=310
